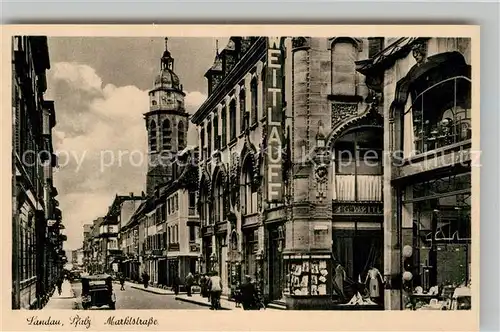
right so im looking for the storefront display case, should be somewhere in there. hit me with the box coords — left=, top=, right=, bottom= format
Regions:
left=283, top=253, right=333, bottom=309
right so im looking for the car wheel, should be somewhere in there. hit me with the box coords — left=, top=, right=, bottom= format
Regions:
left=109, top=302, right=116, bottom=310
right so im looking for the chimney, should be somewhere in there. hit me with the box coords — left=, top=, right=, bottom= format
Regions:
left=130, top=192, right=134, bottom=197
left=141, top=191, right=145, bottom=198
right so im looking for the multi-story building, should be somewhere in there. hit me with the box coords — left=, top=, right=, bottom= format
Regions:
left=96, top=193, right=144, bottom=273
left=192, top=36, right=472, bottom=310
left=12, top=36, right=65, bottom=309
left=192, top=37, right=289, bottom=299
left=134, top=38, right=200, bottom=287
left=82, top=224, right=92, bottom=271
left=357, top=37, right=472, bottom=310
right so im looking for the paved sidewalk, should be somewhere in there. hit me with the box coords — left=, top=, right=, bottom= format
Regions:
left=126, top=281, right=178, bottom=295
left=175, top=294, right=286, bottom=310
left=44, top=280, right=77, bottom=309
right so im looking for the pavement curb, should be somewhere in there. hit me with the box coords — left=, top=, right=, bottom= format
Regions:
left=175, top=296, right=231, bottom=310
left=130, top=284, right=175, bottom=295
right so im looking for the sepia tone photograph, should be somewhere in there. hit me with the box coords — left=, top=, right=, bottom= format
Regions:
left=7, top=27, right=478, bottom=324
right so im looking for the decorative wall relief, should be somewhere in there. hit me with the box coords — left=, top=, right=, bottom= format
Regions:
left=314, top=164, right=328, bottom=202
left=331, top=102, right=358, bottom=128
left=292, top=37, right=310, bottom=50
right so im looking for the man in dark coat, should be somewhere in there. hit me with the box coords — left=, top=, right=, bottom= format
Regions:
left=240, top=275, right=258, bottom=310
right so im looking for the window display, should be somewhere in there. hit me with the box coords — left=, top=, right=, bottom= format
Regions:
left=283, top=254, right=331, bottom=296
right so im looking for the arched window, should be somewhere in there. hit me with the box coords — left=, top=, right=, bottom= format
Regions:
left=333, top=127, right=383, bottom=202
left=221, top=105, right=227, bottom=146
left=331, top=41, right=357, bottom=96
left=229, top=99, right=237, bottom=141
left=178, top=121, right=185, bottom=150
left=214, top=173, right=224, bottom=223
left=199, top=180, right=211, bottom=226
left=213, top=114, right=219, bottom=150
left=250, top=78, right=258, bottom=125
left=150, top=120, right=157, bottom=151
left=200, top=128, right=205, bottom=160
left=162, top=119, right=172, bottom=150
left=240, top=89, right=246, bottom=132
left=242, top=157, right=257, bottom=215
left=207, top=119, right=212, bottom=156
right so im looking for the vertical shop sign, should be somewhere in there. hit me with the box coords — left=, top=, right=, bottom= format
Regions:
left=266, top=37, right=284, bottom=203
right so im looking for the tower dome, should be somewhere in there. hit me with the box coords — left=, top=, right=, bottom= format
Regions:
left=153, top=37, right=182, bottom=91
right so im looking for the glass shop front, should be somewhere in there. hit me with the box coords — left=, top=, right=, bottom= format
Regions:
left=401, top=172, right=471, bottom=310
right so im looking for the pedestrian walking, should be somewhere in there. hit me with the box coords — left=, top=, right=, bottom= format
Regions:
left=142, top=271, right=150, bottom=288
left=185, top=272, right=194, bottom=297
left=208, top=271, right=223, bottom=310
left=172, top=274, right=180, bottom=295
left=119, top=273, right=125, bottom=291
left=56, top=276, right=63, bottom=295
left=240, top=275, right=260, bottom=310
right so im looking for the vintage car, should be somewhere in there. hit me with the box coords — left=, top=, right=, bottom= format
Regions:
left=81, top=274, right=116, bottom=310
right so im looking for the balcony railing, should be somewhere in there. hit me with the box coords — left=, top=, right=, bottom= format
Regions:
left=405, top=76, right=472, bottom=155
left=335, top=175, right=382, bottom=202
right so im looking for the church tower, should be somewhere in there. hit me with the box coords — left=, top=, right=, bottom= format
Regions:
left=145, top=37, right=189, bottom=195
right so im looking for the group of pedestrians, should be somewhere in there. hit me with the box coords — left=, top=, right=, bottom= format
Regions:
left=200, top=271, right=223, bottom=310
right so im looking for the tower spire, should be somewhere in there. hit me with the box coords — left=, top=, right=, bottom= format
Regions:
left=216, top=39, right=219, bottom=56
left=161, top=37, right=174, bottom=70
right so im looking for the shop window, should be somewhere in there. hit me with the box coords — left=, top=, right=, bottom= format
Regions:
left=402, top=173, right=471, bottom=307
left=243, top=230, right=258, bottom=279
left=283, top=255, right=332, bottom=296
left=403, top=76, right=471, bottom=156
left=149, top=120, right=157, bottom=152
left=334, top=128, right=383, bottom=201
left=178, top=121, right=185, bottom=150
left=162, top=119, right=172, bottom=150
left=221, top=105, right=227, bottom=146
left=250, top=78, right=258, bottom=125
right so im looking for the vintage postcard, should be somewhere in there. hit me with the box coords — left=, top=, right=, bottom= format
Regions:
left=1, top=25, right=480, bottom=331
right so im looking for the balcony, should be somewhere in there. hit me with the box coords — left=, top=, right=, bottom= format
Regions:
left=334, top=175, right=383, bottom=202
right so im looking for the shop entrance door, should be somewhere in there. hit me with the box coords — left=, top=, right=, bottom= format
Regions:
left=167, top=259, right=178, bottom=287
left=268, top=226, right=284, bottom=302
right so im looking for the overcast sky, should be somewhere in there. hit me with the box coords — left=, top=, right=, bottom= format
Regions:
left=46, top=37, right=228, bottom=251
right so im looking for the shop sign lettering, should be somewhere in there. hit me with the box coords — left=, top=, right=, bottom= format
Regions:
left=266, top=37, right=283, bottom=202
left=332, top=203, right=383, bottom=215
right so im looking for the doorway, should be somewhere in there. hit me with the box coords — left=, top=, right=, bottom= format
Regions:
left=268, top=225, right=284, bottom=302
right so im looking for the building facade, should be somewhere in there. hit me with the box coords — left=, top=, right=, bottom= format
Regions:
left=12, top=36, right=66, bottom=309
left=192, top=37, right=289, bottom=298
left=357, top=37, right=472, bottom=310
left=191, top=36, right=473, bottom=310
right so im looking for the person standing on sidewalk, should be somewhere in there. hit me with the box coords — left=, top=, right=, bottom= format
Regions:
left=142, top=271, right=150, bottom=288
left=208, top=271, right=223, bottom=310
left=185, top=272, right=194, bottom=297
